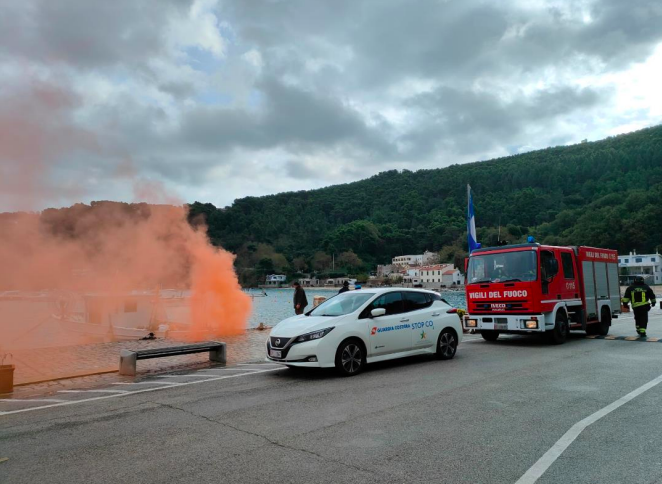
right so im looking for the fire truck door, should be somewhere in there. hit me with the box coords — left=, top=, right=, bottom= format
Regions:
left=559, top=250, right=579, bottom=300
left=540, top=250, right=559, bottom=297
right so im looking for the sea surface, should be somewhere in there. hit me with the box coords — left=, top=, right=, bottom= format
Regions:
left=247, top=288, right=467, bottom=328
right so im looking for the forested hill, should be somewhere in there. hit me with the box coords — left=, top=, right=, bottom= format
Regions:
left=189, top=125, right=662, bottom=272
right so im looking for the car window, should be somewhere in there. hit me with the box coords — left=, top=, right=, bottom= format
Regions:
left=403, top=291, right=432, bottom=312
left=309, top=292, right=374, bottom=317
left=364, top=292, right=404, bottom=317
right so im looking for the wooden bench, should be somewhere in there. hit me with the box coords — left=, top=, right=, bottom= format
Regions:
left=119, top=342, right=226, bottom=376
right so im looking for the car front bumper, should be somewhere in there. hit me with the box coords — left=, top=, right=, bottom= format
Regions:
left=265, top=338, right=336, bottom=368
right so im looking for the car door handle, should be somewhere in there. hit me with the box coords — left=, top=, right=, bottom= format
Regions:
left=400, top=318, right=409, bottom=322
left=431, top=313, right=440, bottom=317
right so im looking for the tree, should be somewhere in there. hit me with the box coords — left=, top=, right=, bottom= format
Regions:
left=292, top=257, right=308, bottom=272
left=337, top=250, right=362, bottom=270
left=312, top=252, right=332, bottom=271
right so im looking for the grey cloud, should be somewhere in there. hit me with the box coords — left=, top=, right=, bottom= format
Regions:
left=0, top=0, right=187, bottom=68
left=402, top=85, right=604, bottom=156
left=177, top=78, right=394, bottom=155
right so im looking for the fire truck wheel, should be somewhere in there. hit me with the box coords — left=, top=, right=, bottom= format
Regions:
left=547, top=311, right=569, bottom=345
left=481, top=330, right=499, bottom=342
left=596, top=307, right=611, bottom=336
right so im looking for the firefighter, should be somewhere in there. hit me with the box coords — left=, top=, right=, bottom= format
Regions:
left=622, top=276, right=657, bottom=337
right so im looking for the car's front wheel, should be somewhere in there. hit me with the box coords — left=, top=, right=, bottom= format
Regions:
left=335, top=338, right=366, bottom=376
left=436, top=328, right=458, bottom=360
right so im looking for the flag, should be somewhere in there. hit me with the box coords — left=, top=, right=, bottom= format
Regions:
left=467, top=185, right=481, bottom=253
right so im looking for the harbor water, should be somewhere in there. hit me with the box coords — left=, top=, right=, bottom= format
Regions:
left=247, top=288, right=467, bottom=328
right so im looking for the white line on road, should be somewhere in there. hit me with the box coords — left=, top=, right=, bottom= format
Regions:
left=198, top=368, right=260, bottom=372
left=156, top=374, right=218, bottom=378
left=58, top=389, right=129, bottom=394
left=0, top=368, right=283, bottom=416
left=0, top=398, right=68, bottom=403
left=515, top=372, right=662, bottom=484
left=112, top=381, right=181, bottom=386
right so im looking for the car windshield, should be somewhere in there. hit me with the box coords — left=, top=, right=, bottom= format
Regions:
left=468, top=250, right=537, bottom=283
left=309, top=292, right=374, bottom=317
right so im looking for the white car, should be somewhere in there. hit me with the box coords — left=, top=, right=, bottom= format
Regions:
left=266, top=288, right=463, bottom=376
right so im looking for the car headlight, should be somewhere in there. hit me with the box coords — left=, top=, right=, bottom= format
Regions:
left=466, top=319, right=477, bottom=328
left=294, top=327, right=334, bottom=343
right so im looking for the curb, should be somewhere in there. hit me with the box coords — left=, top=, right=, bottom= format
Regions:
left=14, top=368, right=118, bottom=388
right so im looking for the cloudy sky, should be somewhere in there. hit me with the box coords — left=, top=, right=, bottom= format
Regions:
left=1, top=0, right=661, bottom=211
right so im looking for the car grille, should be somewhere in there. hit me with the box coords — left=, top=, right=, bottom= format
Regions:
left=270, top=336, right=290, bottom=349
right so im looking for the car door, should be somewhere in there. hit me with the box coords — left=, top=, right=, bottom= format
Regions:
left=363, top=291, right=409, bottom=356
left=403, top=291, right=436, bottom=349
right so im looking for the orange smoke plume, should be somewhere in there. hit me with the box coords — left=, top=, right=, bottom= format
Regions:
left=0, top=202, right=252, bottom=349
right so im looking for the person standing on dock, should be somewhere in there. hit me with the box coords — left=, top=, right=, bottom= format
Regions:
left=293, top=281, right=308, bottom=315
left=622, top=276, right=657, bottom=337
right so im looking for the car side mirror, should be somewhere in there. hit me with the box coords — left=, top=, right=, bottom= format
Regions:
left=370, top=308, right=386, bottom=318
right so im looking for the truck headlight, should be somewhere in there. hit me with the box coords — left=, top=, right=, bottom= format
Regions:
left=466, top=319, right=478, bottom=328
left=525, top=320, right=538, bottom=329
left=295, top=327, right=334, bottom=343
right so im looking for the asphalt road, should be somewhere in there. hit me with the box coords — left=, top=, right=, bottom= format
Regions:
left=2, top=311, right=662, bottom=484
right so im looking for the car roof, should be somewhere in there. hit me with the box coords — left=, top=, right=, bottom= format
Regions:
left=351, top=287, right=440, bottom=296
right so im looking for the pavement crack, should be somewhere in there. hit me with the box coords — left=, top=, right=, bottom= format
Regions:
left=154, top=402, right=381, bottom=477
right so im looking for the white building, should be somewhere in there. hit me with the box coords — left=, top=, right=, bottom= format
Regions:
left=442, top=268, right=464, bottom=287
left=618, top=251, right=661, bottom=285
left=419, top=264, right=453, bottom=285
left=265, top=274, right=287, bottom=286
left=299, top=278, right=320, bottom=287
left=392, top=251, right=438, bottom=267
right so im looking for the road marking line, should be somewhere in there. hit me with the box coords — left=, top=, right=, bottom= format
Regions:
left=198, top=368, right=259, bottom=372
left=515, top=372, right=662, bottom=484
left=156, top=374, right=216, bottom=378
left=0, top=368, right=282, bottom=416
left=112, top=381, right=181, bottom=386
left=58, top=389, right=129, bottom=394
left=0, top=398, right=68, bottom=403
left=237, top=363, right=282, bottom=367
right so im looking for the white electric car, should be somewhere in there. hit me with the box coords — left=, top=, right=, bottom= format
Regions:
left=266, top=288, right=462, bottom=376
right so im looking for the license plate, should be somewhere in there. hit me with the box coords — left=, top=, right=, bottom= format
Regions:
left=269, top=349, right=282, bottom=358
left=496, top=324, right=508, bottom=330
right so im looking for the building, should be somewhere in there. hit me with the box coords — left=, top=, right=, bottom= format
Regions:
left=391, top=251, right=438, bottom=267
left=265, top=274, right=287, bottom=286
left=442, top=268, right=464, bottom=287
left=299, top=278, right=320, bottom=287
left=618, top=251, right=661, bottom=285
left=419, top=264, right=453, bottom=285
left=377, top=264, right=396, bottom=277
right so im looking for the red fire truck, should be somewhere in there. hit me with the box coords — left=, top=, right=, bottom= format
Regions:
left=463, top=243, right=621, bottom=344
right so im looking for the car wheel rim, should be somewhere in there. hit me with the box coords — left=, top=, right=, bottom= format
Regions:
left=440, top=332, right=456, bottom=357
left=341, top=344, right=362, bottom=373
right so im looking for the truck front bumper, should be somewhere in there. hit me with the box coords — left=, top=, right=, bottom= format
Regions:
left=463, top=314, right=546, bottom=333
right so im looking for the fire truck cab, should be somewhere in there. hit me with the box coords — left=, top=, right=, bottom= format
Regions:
left=463, top=243, right=621, bottom=344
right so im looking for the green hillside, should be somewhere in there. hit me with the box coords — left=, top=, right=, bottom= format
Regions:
left=189, top=125, right=662, bottom=280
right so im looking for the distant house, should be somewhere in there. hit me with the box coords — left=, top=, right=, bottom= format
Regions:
left=618, top=251, right=661, bottom=285
left=265, top=274, right=287, bottom=286
left=419, top=264, right=453, bottom=284
left=391, top=251, right=438, bottom=267
left=299, top=278, right=320, bottom=287
left=442, top=268, right=464, bottom=287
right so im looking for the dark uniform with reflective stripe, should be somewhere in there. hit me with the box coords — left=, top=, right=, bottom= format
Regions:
left=622, top=278, right=657, bottom=336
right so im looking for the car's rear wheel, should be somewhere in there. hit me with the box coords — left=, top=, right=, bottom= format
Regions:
left=335, top=338, right=366, bottom=376
left=481, top=330, right=499, bottom=342
left=436, top=328, right=458, bottom=360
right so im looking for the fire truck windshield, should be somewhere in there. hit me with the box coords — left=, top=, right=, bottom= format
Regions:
left=468, top=250, right=537, bottom=284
